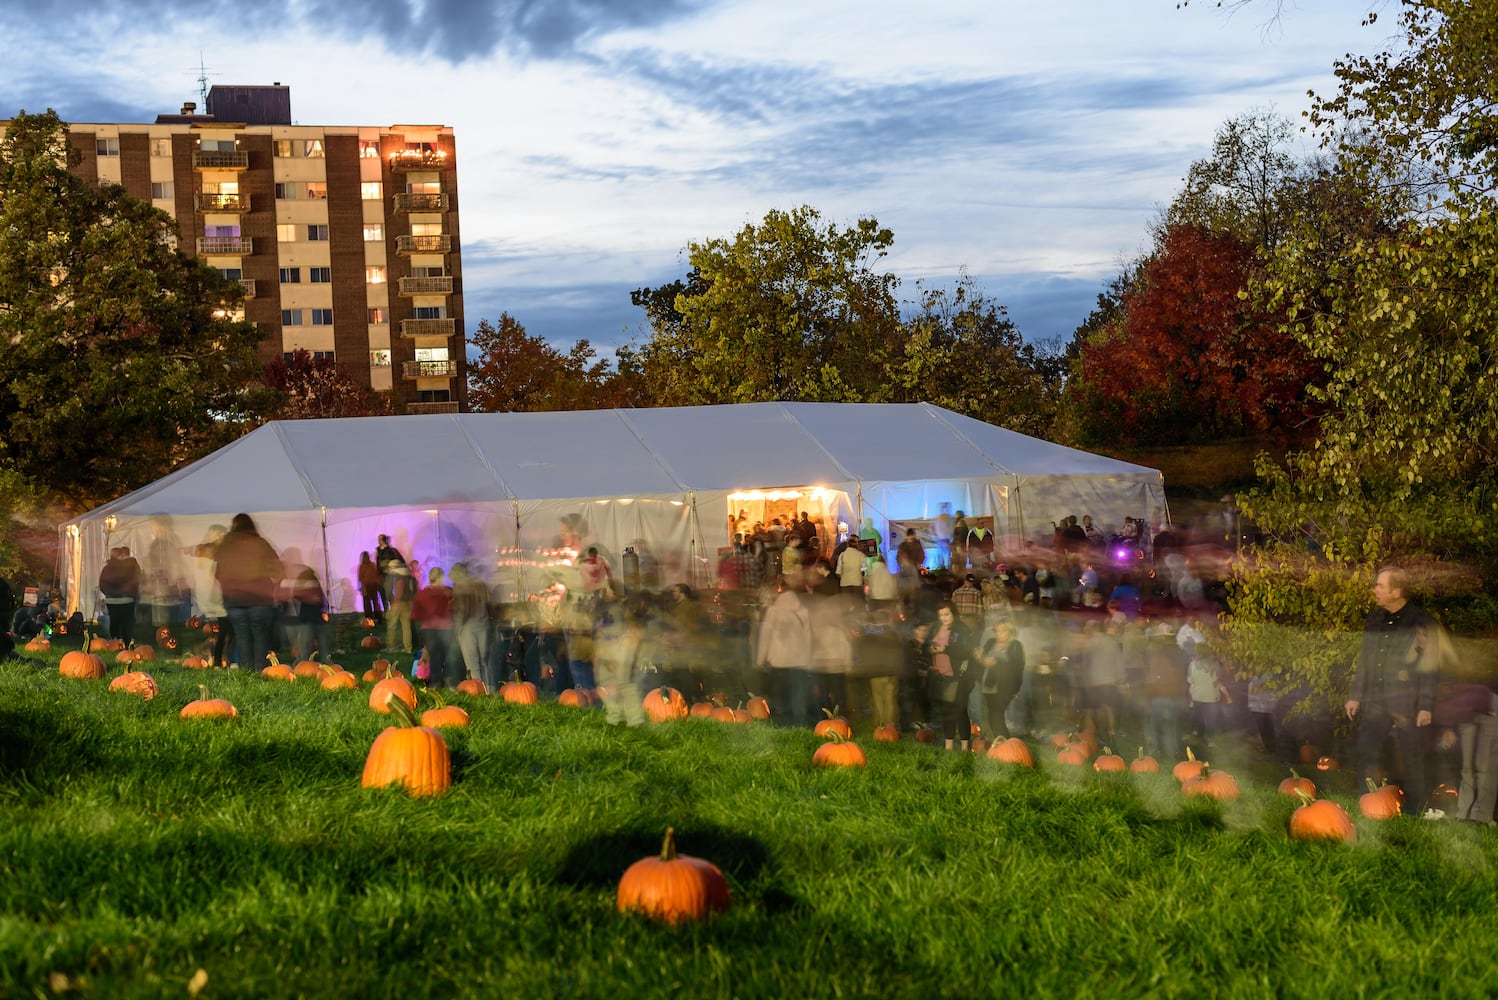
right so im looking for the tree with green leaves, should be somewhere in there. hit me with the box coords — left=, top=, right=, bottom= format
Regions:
left=0, top=110, right=269, bottom=513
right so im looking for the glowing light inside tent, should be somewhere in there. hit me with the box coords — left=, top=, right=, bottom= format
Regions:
left=728, top=487, right=838, bottom=503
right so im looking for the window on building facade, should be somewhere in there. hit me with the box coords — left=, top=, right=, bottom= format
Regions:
left=417, top=389, right=453, bottom=403
left=309, top=267, right=331, bottom=283
left=303, top=139, right=325, bottom=158
left=217, top=267, right=243, bottom=281
left=284, top=350, right=335, bottom=362
left=412, top=265, right=446, bottom=278
left=363, top=224, right=384, bottom=242
left=274, top=182, right=297, bottom=200
left=410, top=222, right=444, bottom=237
left=361, top=181, right=382, bottom=200
left=407, top=181, right=441, bottom=195
left=307, top=225, right=329, bottom=241
left=365, top=266, right=386, bottom=284
left=96, top=138, right=120, bottom=157
left=150, top=138, right=172, bottom=157
left=204, top=224, right=240, bottom=238
left=368, top=308, right=388, bottom=325
left=311, top=309, right=334, bottom=326
left=415, top=347, right=450, bottom=363
left=370, top=350, right=392, bottom=367
left=414, top=306, right=446, bottom=320
left=150, top=182, right=173, bottom=200
left=274, top=139, right=294, bottom=158
left=276, top=224, right=297, bottom=242
left=279, top=267, right=301, bottom=283
left=359, top=140, right=380, bottom=159
left=281, top=309, right=304, bottom=326
left=305, top=181, right=327, bottom=200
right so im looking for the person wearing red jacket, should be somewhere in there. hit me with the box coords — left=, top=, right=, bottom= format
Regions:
left=411, top=566, right=455, bottom=688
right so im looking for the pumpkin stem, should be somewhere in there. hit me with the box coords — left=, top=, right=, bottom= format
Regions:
left=267, top=651, right=280, bottom=667
left=1186, top=745, right=1197, bottom=762
left=1290, top=768, right=1303, bottom=780
left=1294, top=788, right=1314, bottom=806
left=1102, top=746, right=1113, bottom=756
left=197, top=684, right=210, bottom=701
left=386, top=692, right=420, bottom=728
left=1365, top=777, right=1380, bottom=794
left=659, top=827, right=678, bottom=862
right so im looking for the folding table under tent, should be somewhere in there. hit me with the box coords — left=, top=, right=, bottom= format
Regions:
left=58, top=402, right=1166, bottom=618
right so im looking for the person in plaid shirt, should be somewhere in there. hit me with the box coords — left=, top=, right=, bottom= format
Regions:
left=951, top=573, right=983, bottom=625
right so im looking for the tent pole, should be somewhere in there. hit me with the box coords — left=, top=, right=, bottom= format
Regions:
left=688, top=492, right=700, bottom=590
left=320, top=507, right=332, bottom=614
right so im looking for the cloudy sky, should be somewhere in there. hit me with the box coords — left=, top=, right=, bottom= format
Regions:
left=2, top=1, right=1386, bottom=354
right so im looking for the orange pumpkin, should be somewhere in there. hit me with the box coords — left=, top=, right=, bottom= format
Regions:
left=1182, top=767, right=1240, bottom=801
left=60, top=649, right=107, bottom=680
left=712, top=705, right=751, bottom=724
left=293, top=654, right=324, bottom=678
left=642, top=687, right=688, bottom=723
left=181, top=654, right=210, bottom=670
left=1290, top=795, right=1356, bottom=843
left=1172, top=747, right=1205, bottom=784
left=1056, top=746, right=1088, bottom=767
left=186, top=616, right=203, bottom=630
left=115, top=649, right=140, bottom=665
left=321, top=670, right=359, bottom=691
left=109, top=670, right=158, bottom=700
left=24, top=637, right=50, bottom=653
left=361, top=698, right=451, bottom=797
left=812, top=735, right=867, bottom=768
left=558, top=688, right=592, bottom=707
left=420, top=705, right=471, bottom=729
left=873, top=723, right=901, bottom=743
left=363, top=659, right=398, bottom=682
left=1316, top=755, right=1340, bottom=772
left=500, top=677, right=539, bottom=705
left=987, top=737, right=1034, bottom=767
left=689, top=701, right=716, bottom=719
left=616, top=828, right=731, bottom=925
left=914, top=725, right=937, bottom=744
left=814, top=708, right=852, bottom=740
left=370, top=676, right=418, bottom=713
left=1129, top=748, right=1160, bottom=774
left=1359, top=779, right=1404, bottom=820
left=456, top=678, right=488, bottom=697
left=745, top=695, right=771, bottom=721
left=1278, top=770, right=1318, bottom=799
left=181, top=685, right=238, bottom=719
left=1093, top=747, right=1126, bottom=773
left=261, top=652, right=295, bottom=683
left=360, top=635, right=383, bottom=650
left=131, top=644, right=156, bottom=662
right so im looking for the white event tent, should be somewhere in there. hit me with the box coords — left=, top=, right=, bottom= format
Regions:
left=59, top=402, right=1166, bottom=617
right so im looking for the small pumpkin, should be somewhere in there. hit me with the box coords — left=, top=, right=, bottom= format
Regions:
left=558, top=687, right=592, bottom=707
left=361, top=695, right=451, bottom=797
left=131, top=644, right=156, bottom=662
left=181, top=684, right=238, bottom=719
left=616, top=827, right=731, bottom=925
left=812, top=733, right=867, bottom=768
left=1056, top=745, right=1088, bottom=767
left=642, top=686, right=688, bottom=723
left=712, top=704, right=751, bottom=724
left=360, top=635, right=383, bottom=650
left=1359, top=779, right=1404, bottom=820
left=873, top=723, right=901, bottom=743
left=1290, top=793, right=1356, bottom=843
left=814, top=708, right=852, bottom=740
left=370, top=676, right=418, bottom=714
left=181, top=654, right=210, bottom=669
left=987, top=737, right=1034, bottom=767
left=24, top=636, right=51, bottom=653
left=185, top=616, right=203, bottom=630
left=156, top=626, right=173, bottom=643
left=420, top=704, right=471, bottom=729
left=500, top=675, right=539, bottom=705
left=293, top=653, right=324, bottom=678
left=109, top=670, right=158, bottom=700
left=1093, top=747, right=1126, bottom=773
left=689, top=701, right=716, bottom=719
left=115, top=649, right=140, bottom=665
left=363, top=659, right=398, bottom=682
left=361, top=616, right=377, bottom=629
left=1172, top=746, right=1205, bottom=784
left=1129, top=747, right=1160, bottom=774
left=1278, top=769, right=1318, bottom=800
left=914, top=725, right=938, bottom=744
left=744, top=695, right=771, bottom=721
left=456, top=678, right=489, bottom=697
left=320, top=669, right=359, bottom=691
left=1316, top=755, right=1340, bottom=773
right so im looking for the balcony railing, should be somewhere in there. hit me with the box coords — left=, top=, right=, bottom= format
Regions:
left=238, top=279, right=256, bottom=298
left=192, top=150, right=249, bottom=170
left=196, top=192, right=248, bottom=212
left=393, top=192, right=448, bottom=213
left=388, top=149, right=449, bottom=172
left=397, top=276, right=453, bottom=296
left=406, top=401, right=460, bottom=415
left=395, top=234, right=451, bottom=255
left=197, top=236, right=253, bottom=255
left=399, top=318, right=455, bottom=338
left=402, top=360, right=458, bottom=379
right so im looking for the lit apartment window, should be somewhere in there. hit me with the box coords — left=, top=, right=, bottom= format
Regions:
left=274, top=139, right=294, bottom=157
left=96, top=138, right=120, bottom=157
left=150, top=182, right=173, bottom=200
left=205, top=223, right=240, bottom=238
left=307, top=225, right=329, bottom=241
left=410, top=222, right=443, bottom=237
left=405, top=141, right=435, bottom=153
left=414, top=306, right=446, bottom=319
left=311, top=309, right=334, bottom=326
left=150, top=138, right=172, bottom=157
left=415, top=347, right=450, bottom=363
left=368, top=308, right=388, bottom=325
left=277, top=224, right=297, bottom=242
left=303, top=139, right=325, bottom=158
left=361, top=181, right=382, bottom=200
left=370, top=350, right=392, bottom=367
left=281, top=309, right=304, bottom=325
left=366, top=266, right=386, bottom=284
left=279, top=267, right=301, bottom=283
left=359, top=140, right=380, bottom=159
left=274, top=182, right=297, bottom=200
left=363, top=224, right=384, bottom=242
left=407, top=181, right=441, bottom=195
left=309, top=267, right=331, bottom=283
left=306, top=182, right=327, bottom=200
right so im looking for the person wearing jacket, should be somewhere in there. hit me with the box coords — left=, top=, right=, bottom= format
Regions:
left=925, top=601, right=976, bottom=750
left=757, top=584, right=813, bottom=727
left=98, top=546, right=142, bottom=645
left=213, top=513, right=282, bottom=669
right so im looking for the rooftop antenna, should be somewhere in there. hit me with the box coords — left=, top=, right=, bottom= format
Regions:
left=191, top=53, right=219, bottom=107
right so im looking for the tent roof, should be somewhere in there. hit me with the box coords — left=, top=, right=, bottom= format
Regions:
left=85, top=402, right=1161, bottom=518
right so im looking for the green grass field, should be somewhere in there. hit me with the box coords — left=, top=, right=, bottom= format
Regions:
left=1, top=649, right=1494, bottom=999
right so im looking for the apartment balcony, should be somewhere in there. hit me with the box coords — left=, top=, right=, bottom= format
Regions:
left=195, top=192, right=248, bottom=212
left=402, top=360, right=458, bottom=379
left=393, top=192, right=448, bottom=213
left=395, top=234, right=451, bottom=255
left=397, top=276, right=453, bottom=296
left=192, top=150, right=249, bottom=170
left=197, top=236, right=254, bottom=256
left=399, top=318, right=455, bottom=338
left=238, top=279, right=256, bottom=298
left=388, top=149, right=449, bottom=173
left=406, top=401, right=460, bottom=415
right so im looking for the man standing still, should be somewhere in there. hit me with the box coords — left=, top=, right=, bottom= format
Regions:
left=99, top=546, right=142, bottom=645
left=1345, top=566, right=1445, bottom=817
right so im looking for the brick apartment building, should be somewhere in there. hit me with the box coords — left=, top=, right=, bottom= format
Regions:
left=55, top=83, right=467, bottom=413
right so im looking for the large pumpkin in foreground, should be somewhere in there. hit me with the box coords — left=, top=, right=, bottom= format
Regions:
left=1290, top=797, right=1356, bottom=843
left=59, top=650, right=107, bottom=680
left=642, top=687, right=688, bottom=723
left=361, top=697, right=451, bottom=797
left=617, top=827, right=731, bottom=925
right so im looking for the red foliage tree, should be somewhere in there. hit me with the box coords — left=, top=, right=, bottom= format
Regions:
left=1071, top=224, right=1320, bottom=446
left=262, top=350, right=393, bottom=420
